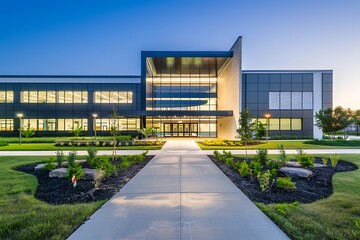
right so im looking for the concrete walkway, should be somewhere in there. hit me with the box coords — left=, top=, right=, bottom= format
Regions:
left=1, top=148, right=360, bottom=156
left=68, top=140, right=288, bottom=240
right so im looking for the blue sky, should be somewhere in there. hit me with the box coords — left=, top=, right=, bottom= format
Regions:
left=0, top=0, right=359, bottom=108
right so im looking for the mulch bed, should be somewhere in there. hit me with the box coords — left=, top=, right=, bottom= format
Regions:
left=208, top=155, right=358, bottom=204
left=16, top=155, right=154, bottom=205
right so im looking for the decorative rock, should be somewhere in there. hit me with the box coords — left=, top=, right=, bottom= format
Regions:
left=279, top=167, right=313, bottom=179
left=49, top=168, right=67, bottom=178
left=34, top=163, right=56, bottom=170
left=82, top=168, right=105, bottom=181
left=286, top=161, right=326, bottom=168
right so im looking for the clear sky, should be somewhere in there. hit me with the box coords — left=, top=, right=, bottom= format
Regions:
left=0, top=0, right=359, bottom=108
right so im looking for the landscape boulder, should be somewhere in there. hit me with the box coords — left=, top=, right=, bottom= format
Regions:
left=286, top=161, right=326, bottom=168
left=82, top=168, right=105, bottom=181
left=279, top=167, right=313, bottom=179
left=35, top=163, right=56, bottom=170
left=49, top=168, right=67, bottom=178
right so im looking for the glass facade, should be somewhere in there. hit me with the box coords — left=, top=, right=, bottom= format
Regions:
left=0, top=119, right=14, bottom=131
left=0, top=91, right=14, bottom=103
left=94, top=91, right=133, bottom=103
left=94, top=118, right=140, bottom=131
left=256, top=118, right=302, bottom=131
left=21, top=91, right=88, bottom=103
left=144, top=56, right=229, bottom=137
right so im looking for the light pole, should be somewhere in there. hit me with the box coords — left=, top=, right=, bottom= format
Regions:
left=17, top=113, right=23, bottom=145
left=92, top=113, right=98, bottom=141
left=265, top=113, right=271, bottom=143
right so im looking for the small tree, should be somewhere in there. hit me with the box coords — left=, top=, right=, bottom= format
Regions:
left=69, top=125, right=83, bottom=138
left=334, top=106, right=353, bottom=139
left=315, top=106, right=353, bottom=141
left=21, top=123, right=35, bottom=138
left=138, top=127, right=155, bottom=139
left=110, top=107, right=121, bottom=161
left=237, top=108, right=256, bottom=159
left=255, top=121, right=266, bottom=142
left=353, top=109, right=360, bottom=136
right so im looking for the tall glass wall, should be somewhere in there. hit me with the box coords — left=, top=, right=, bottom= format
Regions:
left=146, top=57, right=219, bottom=111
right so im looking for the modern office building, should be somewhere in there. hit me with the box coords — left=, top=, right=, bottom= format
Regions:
left=0, top=37, right=332, bottom=139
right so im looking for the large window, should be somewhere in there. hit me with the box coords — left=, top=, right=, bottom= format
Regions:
left=0, top=91, right=14, bottom=103
left=269, top=92, right=313, bottom=110
left=21, top=91, right=88, bottom=103
left=94, top=91, right=133, bottom=103
left=0, top=119, right=14, bottom=131
left=257, top=118, right=302, bottom=131
left=22, top=119, right=87, bottom=131
left=94, top=118, right=140, bottom=131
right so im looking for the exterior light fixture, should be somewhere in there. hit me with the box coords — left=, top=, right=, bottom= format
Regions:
left=92, top=114, right=98, bottom=141
left=265, top=113, right=271, bottom=143
left=16, top=113, right=23, bottom=145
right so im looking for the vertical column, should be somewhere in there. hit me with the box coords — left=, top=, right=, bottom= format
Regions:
left=313, top=72, right=323, bottom=140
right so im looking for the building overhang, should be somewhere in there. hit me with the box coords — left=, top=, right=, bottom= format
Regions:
left=112, top=110, right=233, bottom=117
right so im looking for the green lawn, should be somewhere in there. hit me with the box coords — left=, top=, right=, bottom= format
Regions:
left=0, top=143, right=163, bottom=151
left=233, top=154, right=360, bottom=240
left=0, top=156, right=104, bottom=240
left=197, top=140, right=360, bottom=150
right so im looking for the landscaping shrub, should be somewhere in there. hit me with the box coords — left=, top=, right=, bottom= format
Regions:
left=67, top=150, right=77, bottom=167
left=238, top=161, right=250, bottom=177
left=44, top=157, right=57, bottom=171
left=276, top=177, right=296, bottom=191
left=322, top=157, right=329, bottom=166
left=257, top=170, right=274, bottom=192
left=225, top=158, right=234, bottom=167
left=0, top=141, right=8, bottom=147
left=91, top=155, right=116, bottom=177
left=65, top=164, right=84, bottom=180
left=119, top=158, right=131, bottom=171
left=249, top=160, right=262, bottom=176
left=295, top=149, right=314, bottom=167
left=254, top=148, right=268, bottom=165
left=277, top=144, right=287, bottom=163
left=222, top=150, right=233, bottom=159
left=86, top=147, right=98, bottom=166
left=330, top=155, right=340, bottom=168
left=55, top=150, right=64, bottom=168
left=214, top=150, right=222, bottom=159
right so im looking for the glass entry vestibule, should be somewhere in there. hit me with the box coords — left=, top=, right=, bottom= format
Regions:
left=164, top=123, right=198, bottom=137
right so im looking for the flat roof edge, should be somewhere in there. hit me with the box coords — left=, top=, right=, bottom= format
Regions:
left=242, top=70, right=333, bottom=73
left=0, top=75, right=141, bottom=78
left=141, top=51, right=233, bottom=58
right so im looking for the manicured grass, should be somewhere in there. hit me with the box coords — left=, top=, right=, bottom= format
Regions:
left=234, top=154, right=360, bottom=239
left=197, top=140, right=360, bottom=150
left=0, top=143, right=163, bottom=151
left=0, top=136, right=132, bottom=143
left=305, top=139, right=360, bottom=146
left=0, top=156, right=104, bottom=239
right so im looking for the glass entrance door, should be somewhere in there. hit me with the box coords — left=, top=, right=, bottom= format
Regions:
left=164, top=123, right=198, bottom=137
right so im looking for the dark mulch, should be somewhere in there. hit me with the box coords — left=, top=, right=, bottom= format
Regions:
left=16, top=155, right=154, bottom=205
left=208, top=155, right=358, bottom=204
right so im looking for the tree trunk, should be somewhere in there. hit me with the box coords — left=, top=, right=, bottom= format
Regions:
left=245, top=140, right=248, bottom=160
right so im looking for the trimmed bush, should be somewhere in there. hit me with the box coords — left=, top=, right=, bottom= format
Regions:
left=295, top=149, right=314, bottom=168
left=276, top=177, right=296, bottom=191
left=44, top=157, right=56, bottom=171
left=55, top=150, right=64, bottom=168
left=330, top=155, right=340, bottom=168
left=254, top=148, right=268, bottom=165
left=238, top=161, right=250, bottom=177
left=0, top=141, right=9, bottom=147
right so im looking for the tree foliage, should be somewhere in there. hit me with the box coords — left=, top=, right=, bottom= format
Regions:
left=315, top=106, right=353, bottom=140
left=68, top=125, right=83, bottom=138
left=21, top=123, right=35, bottom=138
left=138, top=127, right=155, bottom=139
left=237, top=108, right=256, bottom=158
